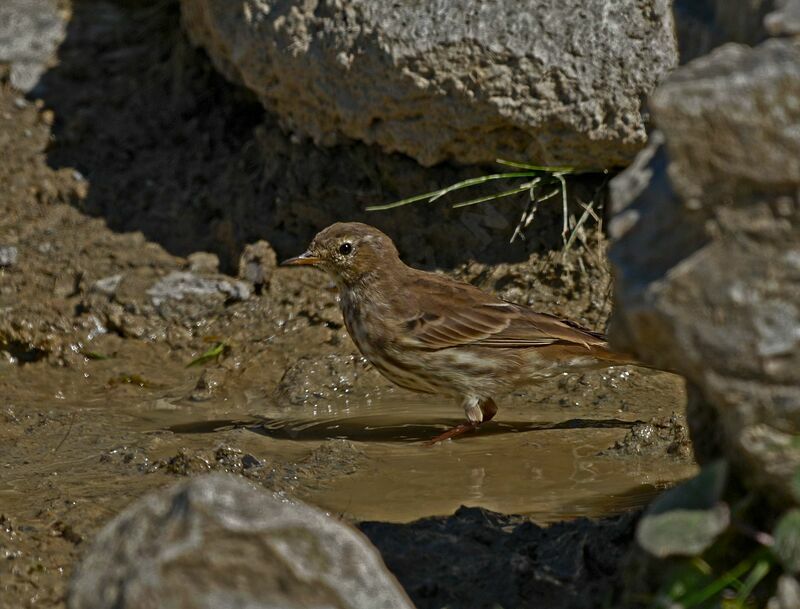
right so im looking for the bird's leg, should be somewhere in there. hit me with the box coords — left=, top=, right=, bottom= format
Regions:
left=480, top=397, right=498, bottom=423
left=423, top=397, right=497, bottom=446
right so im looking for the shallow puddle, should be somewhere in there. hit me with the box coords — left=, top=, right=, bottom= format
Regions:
left=166, top=397, right=694, bottom=522
left=0, top=341, right=695, bottom=526
left=0, top=332, right=695, bottom=609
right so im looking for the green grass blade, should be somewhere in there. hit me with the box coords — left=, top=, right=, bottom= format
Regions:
left=679, top=554, right=758, bottom=607
left=451, top=183, right=532, bottom=209
left=495, top=158, right=577, bottom=173
left=366, top=172, right=537, bottom=210
left=187, top=342, right=226, bottom=368
left=365, top=191, right=446, bottom=211
left=429, top=172, right=535, bottom=202
left=733, top=558, right=772, bottom=608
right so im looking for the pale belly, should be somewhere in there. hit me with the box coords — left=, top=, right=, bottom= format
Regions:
left=339, top=297, right=608, bottom=398
left=344, top=312, right=514, bottom=398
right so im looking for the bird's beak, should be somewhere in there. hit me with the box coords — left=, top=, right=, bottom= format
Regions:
left=281, top=250, right=322, bottom=266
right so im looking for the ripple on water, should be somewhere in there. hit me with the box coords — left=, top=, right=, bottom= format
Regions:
left=161, top=389, right=696, bottom=523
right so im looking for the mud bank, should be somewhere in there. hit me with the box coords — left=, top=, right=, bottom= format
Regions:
left=1, top=2, right=693, bottom=608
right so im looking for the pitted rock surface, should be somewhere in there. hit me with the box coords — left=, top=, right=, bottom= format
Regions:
left=180, top=0, right=677, bottom=169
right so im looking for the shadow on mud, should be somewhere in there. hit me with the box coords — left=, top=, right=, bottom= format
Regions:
left=168, top=416, right=642, bottom=443
left=33, top=0, right=603, bottom=272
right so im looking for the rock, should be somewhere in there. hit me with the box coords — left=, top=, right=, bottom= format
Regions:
left=68, top=474, right=413, bottom=609
left=769, top=575, right=800, bottom=609
left=238, top=240, right=277, bottom=291
left=609, top=38, right=800, bottom=503
left=672, top=0, right=775, bottom=63
left=186, top=251, right=220, bottom=274
left=773, top=509, right=800, bottom=572
left=765, top=0, right=800, bottom=37
left=180, top=0, right=678, bottom=169
left=604, top=413, right=692, bottom=460
left=275, top=354, right=376, bottom=407
left=189, top=366, right=227, bottom=401
left=0, top=0, right=66, bottom=92
left=651, top=40, right=800, bottom=205
left=634, top=461, right=730, bottom=559
left=146, top=271, right=250, bottom=306
left=212, top=445, right=263, bottom=472
left=0, top=245, right=18, bottom=267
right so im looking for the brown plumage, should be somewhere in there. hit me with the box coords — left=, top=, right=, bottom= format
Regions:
left=283, top=222, right=634, bottom=444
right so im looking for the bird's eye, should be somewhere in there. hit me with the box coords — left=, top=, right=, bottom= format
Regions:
left=339, top=242, right=353, bottom=256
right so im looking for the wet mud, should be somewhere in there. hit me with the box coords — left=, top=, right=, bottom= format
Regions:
left=1, top=2, right=694, bottom=608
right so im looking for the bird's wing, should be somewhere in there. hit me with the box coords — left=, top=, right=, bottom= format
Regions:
left=395, top=275, right=607, bottom=351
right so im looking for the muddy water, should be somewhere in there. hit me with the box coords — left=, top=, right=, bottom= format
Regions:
left=1, top=336, right=694, bottom=526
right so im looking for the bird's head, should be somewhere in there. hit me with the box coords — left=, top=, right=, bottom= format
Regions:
left=282, top=222, right=401, bottom=287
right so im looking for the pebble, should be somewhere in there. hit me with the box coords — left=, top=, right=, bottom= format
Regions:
left=0, top=246, right=18, bottom=268
left=91, top=274, right=123, bottom=297
left=238, top=240, right=277, bottom=290
left=187, top=251, right=219, bottom=274
left=147, top=271, right=250, bottom=306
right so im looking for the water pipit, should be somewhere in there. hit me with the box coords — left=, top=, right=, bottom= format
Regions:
left=283, top=222, right=633, bottom=444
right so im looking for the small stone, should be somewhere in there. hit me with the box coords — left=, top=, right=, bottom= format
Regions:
left=91, top=274, right=123, bottom=298
left=147, top=271, right=250, bottom=306
left=238, top=240, right=277, bottom=291
left=190, top=367, right=227, bottom=402
left=186, top=251, right=219, bottom=274
left=241, top=454, right=261, bottom=469
left=0, top=246, right=18, bottom=268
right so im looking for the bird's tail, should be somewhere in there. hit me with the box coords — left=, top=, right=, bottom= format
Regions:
left=591, top=344, right=671, bottom=373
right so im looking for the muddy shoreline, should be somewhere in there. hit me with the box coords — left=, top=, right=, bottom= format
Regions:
left=1, top=2, right=694, bottom=608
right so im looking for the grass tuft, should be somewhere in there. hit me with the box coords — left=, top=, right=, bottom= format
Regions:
left=367, top=159, right=609, bottom=251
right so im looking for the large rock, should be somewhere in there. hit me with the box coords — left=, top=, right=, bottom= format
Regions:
left=672, top=0, right=776, bottom=62
left=180, top=0, right=677, bottom=169
left=68, top=474, right=414, bottom=609
left=609, top=38, right=800, bottom=503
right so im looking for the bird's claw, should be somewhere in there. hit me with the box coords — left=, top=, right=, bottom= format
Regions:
left=422, top=422, right=479, bottom=446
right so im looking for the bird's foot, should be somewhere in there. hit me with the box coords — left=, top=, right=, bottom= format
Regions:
left=422, top=421, right=479, bottom=446
left=423, top=397, right=497, bottom=446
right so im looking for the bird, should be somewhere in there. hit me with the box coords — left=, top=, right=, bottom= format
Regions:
left=282, top=222, right=635, bottom=445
